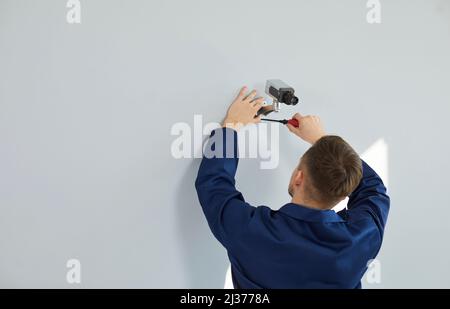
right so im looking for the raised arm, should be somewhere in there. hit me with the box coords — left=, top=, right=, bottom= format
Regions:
left=195, top=86, right=263, bottom=249
left=346, top=160, right=390, bottom=233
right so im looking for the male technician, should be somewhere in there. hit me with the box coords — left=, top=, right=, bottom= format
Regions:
left=195, top=86, right=390, bottom=288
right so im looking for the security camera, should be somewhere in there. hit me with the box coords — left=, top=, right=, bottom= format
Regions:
left=257, top=79, right=299, bottom=116
left=266, top=79, right=299, bottom=107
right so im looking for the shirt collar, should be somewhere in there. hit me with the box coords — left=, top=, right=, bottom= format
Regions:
left=279, top=203, right=345, bottom=223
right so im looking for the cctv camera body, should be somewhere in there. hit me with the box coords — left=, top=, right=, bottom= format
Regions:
left=257, top=79, right=299, bottom=116
left=265, top=79, right=299, bottom=107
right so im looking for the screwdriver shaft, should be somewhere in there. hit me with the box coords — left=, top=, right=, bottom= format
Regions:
left=261, top=118, right=284, bottom=123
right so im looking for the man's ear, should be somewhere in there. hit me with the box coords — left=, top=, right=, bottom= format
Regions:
left=293, top=169, right=304, bottom=185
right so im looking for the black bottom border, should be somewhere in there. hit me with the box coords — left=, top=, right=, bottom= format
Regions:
left=1, top=289, right=448, bottom=307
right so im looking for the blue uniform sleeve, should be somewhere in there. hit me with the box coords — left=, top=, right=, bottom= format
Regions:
left=195, top=127, right=256, bottom=249
left=346, top=160, right=390, bottom=235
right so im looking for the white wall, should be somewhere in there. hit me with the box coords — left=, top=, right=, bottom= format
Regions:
left=1, top=0, right=450, bottom=288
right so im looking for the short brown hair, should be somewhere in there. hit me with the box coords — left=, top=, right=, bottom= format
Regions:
left=300, top=136, right=362, bottom=206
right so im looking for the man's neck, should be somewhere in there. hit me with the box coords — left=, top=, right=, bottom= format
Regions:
left=291, top=196, right=328, bottom=211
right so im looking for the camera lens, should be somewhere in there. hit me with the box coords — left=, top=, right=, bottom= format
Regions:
left=283, top=92, right=299, bottom=105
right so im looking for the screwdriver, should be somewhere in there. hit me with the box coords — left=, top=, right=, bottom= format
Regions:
left=261, top=118, right=299, bottom=128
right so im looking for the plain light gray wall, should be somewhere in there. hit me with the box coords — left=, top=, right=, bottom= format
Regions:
left=1, top=0, right=450, bottom=288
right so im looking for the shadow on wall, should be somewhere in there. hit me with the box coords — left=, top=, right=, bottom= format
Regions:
left=175, top=158, right=229, bottom=288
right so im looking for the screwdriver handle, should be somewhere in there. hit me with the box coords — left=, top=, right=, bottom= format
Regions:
left=287, top=118, right=299, bottom=128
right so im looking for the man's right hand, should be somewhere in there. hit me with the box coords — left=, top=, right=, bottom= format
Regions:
left=287, top=113, right=326, bottom=144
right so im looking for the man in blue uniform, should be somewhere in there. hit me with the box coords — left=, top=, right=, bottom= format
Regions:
left=195, top=86, right=390, bottom=288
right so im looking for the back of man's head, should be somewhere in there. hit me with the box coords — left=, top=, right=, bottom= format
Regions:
left=300, top=136, right=363, bottom=208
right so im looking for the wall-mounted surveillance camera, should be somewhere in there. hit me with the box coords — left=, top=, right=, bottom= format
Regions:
left=257, top=79, right=300, bottom=117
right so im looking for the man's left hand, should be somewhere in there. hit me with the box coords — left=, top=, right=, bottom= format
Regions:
left=222, top=86, right=263, bottom=131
